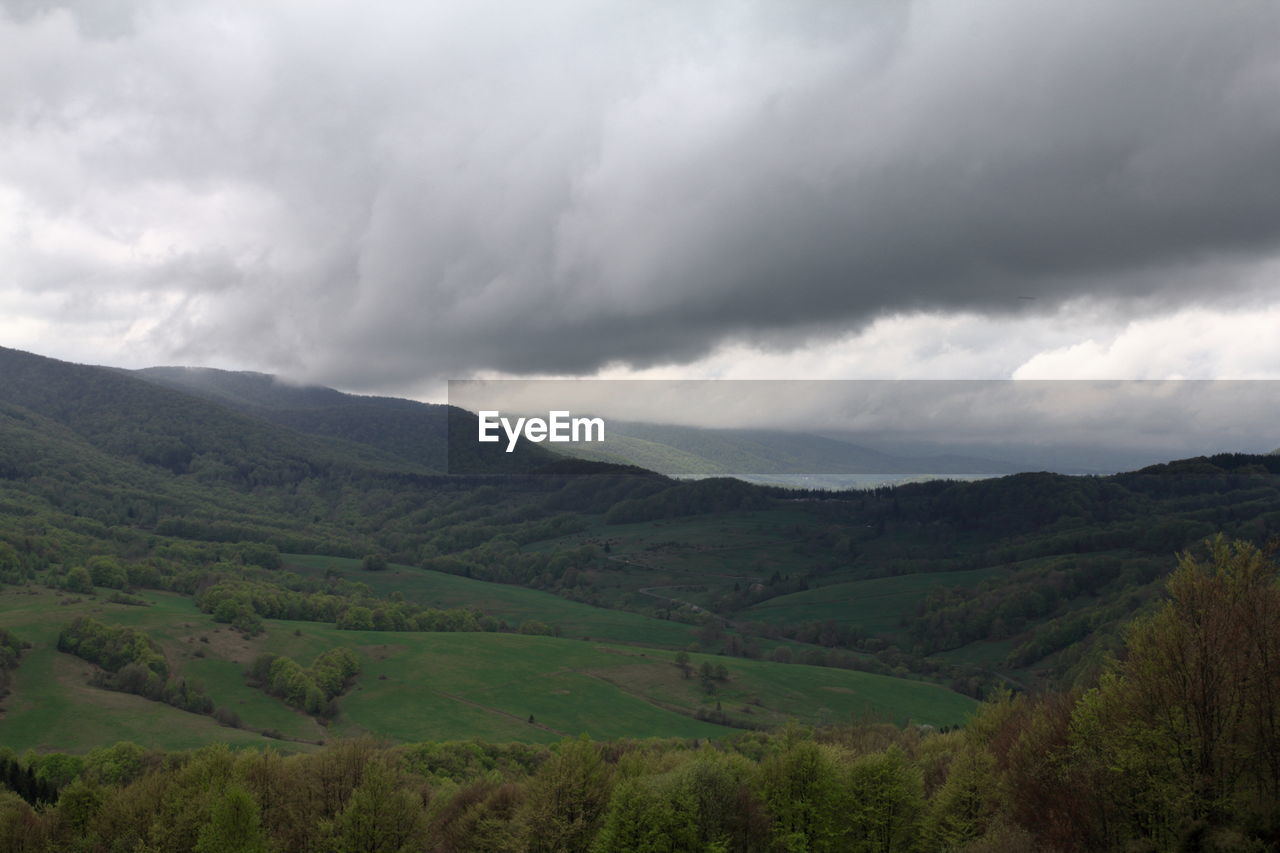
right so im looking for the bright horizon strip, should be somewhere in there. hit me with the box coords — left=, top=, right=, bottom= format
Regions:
left=447, top=379, right=1280, bottom=476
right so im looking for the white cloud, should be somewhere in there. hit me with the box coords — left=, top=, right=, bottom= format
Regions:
left=1013, top=305, right=1280, bottom=379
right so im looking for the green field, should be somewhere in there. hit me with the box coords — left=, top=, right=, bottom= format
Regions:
left=746, top=568, right=1006, bottom=636
left=0, top=584, right=975, bottom=754
left=0, top=589, right=303, bottom=753
left=282, top=554, right=699, bottom=648
left=282, top=553, right=835, bottom=662
left=265, top=628, right=974, bottom=740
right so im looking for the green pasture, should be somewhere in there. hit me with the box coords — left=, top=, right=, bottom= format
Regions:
left=1, top=582, right=975, bottom=754
left=746, top=568, right=1005, bottom=636
left=282, top=554, right=698, bottom=648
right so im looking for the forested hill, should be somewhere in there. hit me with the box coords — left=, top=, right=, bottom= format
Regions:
left=0, top=345, right=614, bottom=555
left=0, top=346, right=421, bottom=479
left=134, top=365, right=470, bottom=473
left=4, top=343, right=1280, bottom=697
left=0, top=347, right=554, bottom=480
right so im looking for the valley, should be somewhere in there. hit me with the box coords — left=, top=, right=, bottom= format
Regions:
left=3, top=346, right=1280, bottom=849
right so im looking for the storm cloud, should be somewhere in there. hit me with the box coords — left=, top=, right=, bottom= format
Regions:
left=2, top=0, right=1279, bottom=389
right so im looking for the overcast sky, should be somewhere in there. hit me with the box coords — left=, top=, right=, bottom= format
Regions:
left=3, top=0, right=1280, bottom=399
left=450, top=379, right=1280, bottom=464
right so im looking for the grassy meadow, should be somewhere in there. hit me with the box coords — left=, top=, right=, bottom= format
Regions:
left=0, top=582, right=975, bottom=755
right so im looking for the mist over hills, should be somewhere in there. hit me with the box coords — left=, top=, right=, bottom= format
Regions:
left=4, top=346, right=1271, bottom=493
left=129, top=365, right=1127, bottom=482
left=5, top=343, right=1280, bottom=795
left=133, top=365, right=565, bottom=475
left=134, top=365, right=456, bottom=473
left=561, top=420, right=1029, bottom=481
left=128, top=365, right=1023, bottom=482
left=0, top=346, right=411, bottom=478
left=2, top=343, right=1279, bottom=699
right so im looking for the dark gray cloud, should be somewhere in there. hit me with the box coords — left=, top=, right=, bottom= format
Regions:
left=2, top=0, right=1279, bottom=387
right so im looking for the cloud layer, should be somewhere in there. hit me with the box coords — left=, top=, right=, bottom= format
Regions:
left=2, top=0, right=1279, bottom=388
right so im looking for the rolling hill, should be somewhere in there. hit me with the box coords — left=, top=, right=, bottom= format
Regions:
left=4, top=344, right=1280, bottom=760
left=133, top=364, right=558, bottom=474
left=558, top=420, right=1025, bottom=480
left=0, top=577, right=976, bottom=754
left=0, top=346, right=983, bottom=755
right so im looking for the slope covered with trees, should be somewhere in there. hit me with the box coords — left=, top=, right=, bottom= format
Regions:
left=1, top=537, right=1275, bottom=851
left=4, top=346, right=1280, bottom=849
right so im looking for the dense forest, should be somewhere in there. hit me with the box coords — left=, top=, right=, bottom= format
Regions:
left=1, top=537, right=1277, bottom=851
left=4, top=347, right=1280, bottom=849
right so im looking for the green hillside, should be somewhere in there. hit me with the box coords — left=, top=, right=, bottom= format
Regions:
left=280, top=554, right=702, bottom=648
left=0, top=585, right=974, bottom=754
left=133, top=365, right=558, bottom=474
left=5, top=345, right=1280, bottom=760
left=746, top=568, right=1007, bottom=636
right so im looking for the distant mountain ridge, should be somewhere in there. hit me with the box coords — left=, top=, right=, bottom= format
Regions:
left=129, top=366, right=1157, bottom=481
left=134, top=366, right=453, bottom=472
left=0, top=346, right=406, bottom=477
left=7, top=349, right=1257, bottom=484
left=132, top=365, right=556, bottom=474
left=132, top=367, right=1021, bottom=480
left=559, top=419, right=1028, bottom=479
left=5, top=343, right=1280, bottom=707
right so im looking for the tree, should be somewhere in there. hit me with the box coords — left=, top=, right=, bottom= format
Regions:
left=921, top=745, right=999, bottom=850
left=699, top=662, right=716, bottom=693
left=53, top=777, right=102, bottom=835
left=83, top=742, right=146, bottom=786
left=757, top=729, right=847, bottom=852
left=592, top=776, right=698, bottom=853
left=330, top=761, right=425, bottom=852
left=65, top=566, right=93, bottom=594
left=87, top=557, right=127, bottom=590
left=674, top=651, right=691, bottom=678
left=338, top=606, right=374, bottom=631
left=0, top=543, right=20, bottom=580
left=194, top=785, right=269, bottom=853
left=0, top=791, right=46, bottom=852
left=1068, top=536, right=1280, bottom=845
left=845, top=746, right=924, bottom=852
left=361, top=554, right=388, bottom=572
left=519, top=737, right=612, bottom=853
left=678, top=749, right=764, bottom=850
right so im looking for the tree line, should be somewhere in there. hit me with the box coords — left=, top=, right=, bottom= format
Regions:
left=2, top=536, right=1276, bottom=851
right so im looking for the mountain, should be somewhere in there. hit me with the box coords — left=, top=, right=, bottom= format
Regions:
left=558, top=419, right=1025, bottom=480
left=0, top=346, right=421, bottom=478
left=6, top=343, right=1280, bottom=761
left=818, top=432, right=1182, bottom=476
left=0, top=347, right=575, bottom=557
left=0, top=346, right=983, bottom=762
left=133, top=365, right=558, bottom=474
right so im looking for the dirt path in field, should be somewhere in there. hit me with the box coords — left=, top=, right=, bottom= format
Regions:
left=635, top=584, right=750, bottom=632
left=608, top=551, right=760, bottom=629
